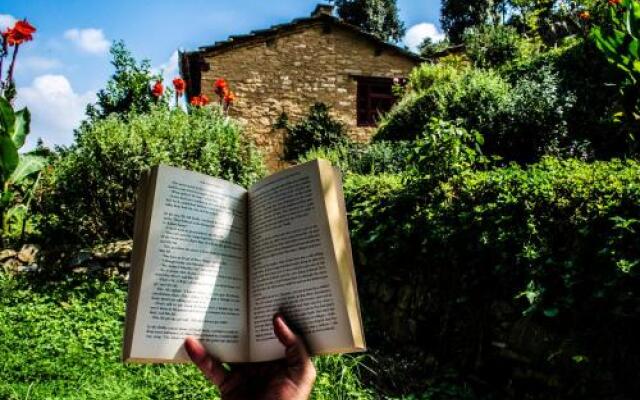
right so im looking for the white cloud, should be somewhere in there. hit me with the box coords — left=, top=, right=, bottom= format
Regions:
left=153, top=50, right=180, bottom=82
left=404, top=23, right=445, bottom=52
left=17, top=56, right=62, bottom=72
left=16, top=74, right=96, bottom=149
left=153, top=50, right=187, bottom=108
left=64, top=28, right=110, bottom=55
left=0, top=14, right=17, bottom=31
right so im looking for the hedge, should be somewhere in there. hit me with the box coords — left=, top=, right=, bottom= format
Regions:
left=343, top=157, right=640, bottom=398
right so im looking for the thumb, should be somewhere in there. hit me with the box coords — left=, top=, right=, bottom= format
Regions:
left=273, top=314, right=316, bottom=381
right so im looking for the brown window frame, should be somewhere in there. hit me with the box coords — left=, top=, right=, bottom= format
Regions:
left=355, top=76, right=397, bottom=127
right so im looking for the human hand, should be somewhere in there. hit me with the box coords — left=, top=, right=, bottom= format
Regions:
left=184, top=314, right=316, bottom=400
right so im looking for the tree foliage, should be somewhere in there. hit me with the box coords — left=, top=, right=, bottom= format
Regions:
left=35, top=106, right=265, bottom=244
left=335, top=0, right=406, bottom=43
left=441, top=0, right=506, bottom=43
left=85, top=41, right=161, bottom=121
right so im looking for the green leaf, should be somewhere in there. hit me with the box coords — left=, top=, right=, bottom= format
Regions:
left=6, top=154, right=48, bottom=186
left=0, top=136, right=19, bottom=183
left=0, top=190, right=14, bottom=207
left=543, top=308, right=559, bottom=318
left=0, top=97, right=15, bottom=137
left=12, top=108, right=30, bottom=149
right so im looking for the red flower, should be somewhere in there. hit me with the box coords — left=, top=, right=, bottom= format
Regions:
left=608, top=0, right=621, bottom=5
left=578, top=11, right=590, bottom=21
left=5, top=19, right=36, bottom=46
left=151, top=80, right=164, bottom=97
left=190, top=95, right=210, bottom=106
left=224, top=91, right=236, bottom=104
left=172, top=77, right=186, bottom=95
left=214, top=78, right=229, bottom=96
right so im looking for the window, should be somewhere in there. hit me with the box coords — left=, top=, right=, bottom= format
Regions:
left=356, top=77, right=396, bottom=127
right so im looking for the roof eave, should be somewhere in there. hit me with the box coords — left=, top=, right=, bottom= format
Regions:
left=191, top=15, right=424, bottom=64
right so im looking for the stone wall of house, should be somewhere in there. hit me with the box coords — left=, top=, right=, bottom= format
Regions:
left=199, top=24, right=419, bottom=170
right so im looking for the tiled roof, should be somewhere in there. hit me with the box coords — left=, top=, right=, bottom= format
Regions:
left=189, top=13, right=423, bottom=62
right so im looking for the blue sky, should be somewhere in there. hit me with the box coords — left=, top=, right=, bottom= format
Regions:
left=2, top=0, right=442, bottom=149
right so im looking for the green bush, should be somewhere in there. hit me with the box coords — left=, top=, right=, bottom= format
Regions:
left=503, top=38, right=625, bottom=159
left=299, top=140, right=414, bottom=175
left=376, top=67, right=510, bottom=144
left=35, top=106, right=265, bottom=245
left=377, top=62, right=577, bottom=164
left=344, top=157, right=640, bottom=397
left=464, top=24, right=522, bottom=68
left=281, top=103, right=349, bottom=161
left=496, top=65, right=576, bottom=162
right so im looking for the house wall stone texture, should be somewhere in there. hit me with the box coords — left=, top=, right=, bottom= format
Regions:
left=197, top=23, right=419, bottom=170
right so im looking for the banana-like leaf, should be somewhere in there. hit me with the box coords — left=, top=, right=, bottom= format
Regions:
left=6, top=154, right=48, bottom=186
left=628, top=1, right=640, bottom=39
left=0, top=136, right=19, bottom=183
left=12, top=108, right=30, bottom=150
left=0, top=97, right=15, bottom=138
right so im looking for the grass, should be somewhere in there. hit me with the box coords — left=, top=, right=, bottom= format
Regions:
left=0, top=273, right=375, bottom=400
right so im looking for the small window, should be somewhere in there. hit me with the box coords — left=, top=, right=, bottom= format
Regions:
left=356, top=77, right=396, bottom=127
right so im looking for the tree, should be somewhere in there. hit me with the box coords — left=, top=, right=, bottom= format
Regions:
left=441, top=0, right=509, bottom=43
left=335, top=0, right=406, bottom=43
left=85, top=40, right=161, bottom=121
left=418, top=37, right=450, bottom=59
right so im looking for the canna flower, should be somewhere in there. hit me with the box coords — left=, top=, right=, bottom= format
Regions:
left=224, top=91, right=236, bottom=104
left=5, top=20, right=37, bottom=46
left=608, top=0, right=620, bottom=5
left=578, top=11, right=590, bottom=21
left=214, top=78, right=228, bottom=97
left=190, top=95, right=210, bottom=106
left=151, top=80, right=164, bottom=97
left=214, top=78, right=228, bottom=90
left=172, top=77, right=186, bottom=95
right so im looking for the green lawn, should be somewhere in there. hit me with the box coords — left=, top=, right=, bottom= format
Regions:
left=0, top=273, right=375, bottom=400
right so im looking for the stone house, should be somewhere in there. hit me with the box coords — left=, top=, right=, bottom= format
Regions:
left=180, top=4, right=422, bottom=169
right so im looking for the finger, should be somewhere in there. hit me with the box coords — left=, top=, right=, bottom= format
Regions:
left=184, top=337, right=227, bottom=387
left=273, top=314, right=315, bottom=381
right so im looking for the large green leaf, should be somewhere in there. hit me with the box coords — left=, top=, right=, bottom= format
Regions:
left=0, top=97, right=15, bottom=138
left=0, top=136, right=19, bottom=183
left=12, top=108, right=30, bottom=150
left=6, top=154, right=47, bottom=186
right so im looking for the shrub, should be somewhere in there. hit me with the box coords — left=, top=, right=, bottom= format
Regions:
left=35, top=106, right=265, bottom=245
left=408, top=118, right=487, bottom=181
left=299, top=140, right=414, bottom=175
left=281, top=103, right=349, bottom=161
left=504, top=38, right=629, bottom=159
left=344, top=157, right=640, bottom=397
left=378, top=62, right=580, bottom=164
left=464, top=24, right=522, bottom=68
left=376, top=67, right=510, bottom=146
left=497, top=65, right=576, bottom=162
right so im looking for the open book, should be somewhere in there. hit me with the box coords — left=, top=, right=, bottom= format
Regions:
left=123, top=160, right=365, bottom=363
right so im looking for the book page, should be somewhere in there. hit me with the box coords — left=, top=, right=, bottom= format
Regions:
left=248, top=160, right=362, bottom=361
left=126, top=165, right=249, bottom=363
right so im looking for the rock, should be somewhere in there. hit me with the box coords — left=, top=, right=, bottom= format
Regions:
left=0, top=249, right=17, bottom=262
left=17, top=244, right=40, bottom=264
left=67, top=250, right=92, bottom=268
left=3, top=258, right=21, bottom=272
left=17, top=265, right=39, bottom=273
left=92, top=240, right=133, bottom=260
